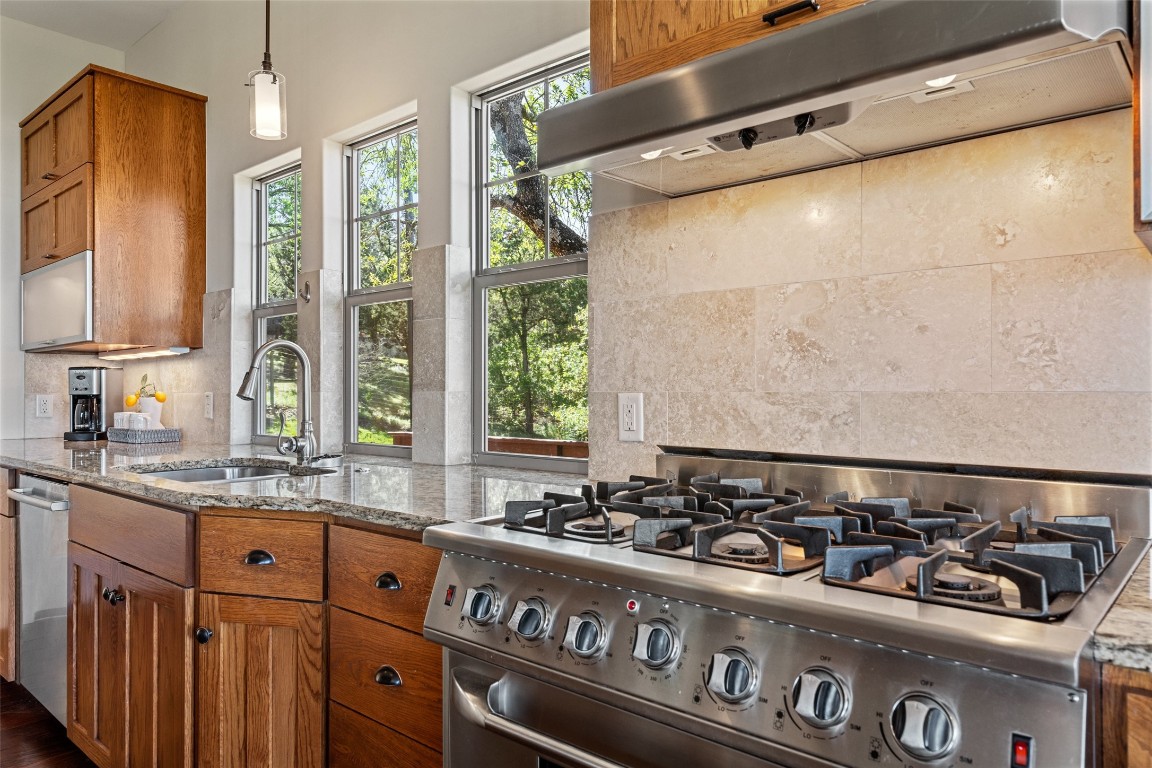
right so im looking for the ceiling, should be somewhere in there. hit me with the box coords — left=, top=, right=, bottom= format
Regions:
left=0, top=0, right=185, bottom=51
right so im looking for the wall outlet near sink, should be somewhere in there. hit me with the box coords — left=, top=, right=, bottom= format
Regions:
left=35, top=395, right=52, bottom=418
left=203, top=392, right=214, bottom=420
left=618, top=393, right=643, bottom=442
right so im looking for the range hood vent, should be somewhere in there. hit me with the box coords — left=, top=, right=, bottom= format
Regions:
left=538, top=0, right=1132, bottom=202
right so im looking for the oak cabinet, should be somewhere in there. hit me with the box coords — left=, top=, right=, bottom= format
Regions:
left=0, top=467, right=14, bottom=682
left=1104, top=663, right=1152, bottom=768
left=18, top=65, right=206, bottom=352
left=591, top=0, right=869, bottom=92
left=327, top=525, right=443, bottom=766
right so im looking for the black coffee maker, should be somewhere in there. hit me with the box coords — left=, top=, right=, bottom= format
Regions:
left=64, top=366, right=122, bottom=441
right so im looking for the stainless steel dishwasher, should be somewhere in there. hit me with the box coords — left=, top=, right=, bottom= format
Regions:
left=7, top=474, right=70, bottom=724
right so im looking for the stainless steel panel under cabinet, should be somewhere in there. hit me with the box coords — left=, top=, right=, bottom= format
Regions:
left=20, top=250, right=93, bottom=350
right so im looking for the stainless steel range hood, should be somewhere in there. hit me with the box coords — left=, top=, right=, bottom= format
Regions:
left=538, top=0, right=1132, bottom=201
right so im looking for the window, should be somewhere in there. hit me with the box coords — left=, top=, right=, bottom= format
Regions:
left=475, top=58, right=591, bottom=466
left=346, top=122, right=417, bottom=452
left=253, top=165, right=302, bottom=440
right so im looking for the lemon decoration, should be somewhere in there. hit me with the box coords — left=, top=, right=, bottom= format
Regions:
left=155, top=392, right=167, bottom=403
left=125, top=393, right=139, bottom=407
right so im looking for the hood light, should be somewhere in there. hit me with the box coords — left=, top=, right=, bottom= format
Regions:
left=641, top=147, right=674, bottom=160
left=98, top=347, right=191, bottom=361
left=925, top=74, right=957, bottom=87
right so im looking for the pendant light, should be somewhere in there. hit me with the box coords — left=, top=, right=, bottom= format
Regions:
left=248, top=0, right=286, bottom=140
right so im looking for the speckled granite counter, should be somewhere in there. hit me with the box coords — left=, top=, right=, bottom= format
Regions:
left=0, top=438, right=584, bottom=534
left=1095, top=550, right=1152, bottom=672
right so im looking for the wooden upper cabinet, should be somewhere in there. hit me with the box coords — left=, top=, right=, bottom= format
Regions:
left=21, top=164, right=92, bottom=272
left=21, top=77, right=92, bottom=200
left=591, top=0, right=870, bottom=92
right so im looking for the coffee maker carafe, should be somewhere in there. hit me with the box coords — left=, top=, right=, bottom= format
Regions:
left=65, top=367, right=122, bottom=441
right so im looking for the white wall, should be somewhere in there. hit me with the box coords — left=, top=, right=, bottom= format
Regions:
left=0, top=18, right=124, bottom=439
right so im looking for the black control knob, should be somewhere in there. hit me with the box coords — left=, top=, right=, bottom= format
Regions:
left=563, top=612, right=607, bottom=659
left=706, top=649, right=758, bottom=704
left=508, top=598, right=550, bottom=640
left=461, top=585, right=500, bottom=625
left=892, top=695, right=957, bottom=760
left=632, top=620, right=678, bottom=669
left=738, top=127, right=759, bottom=150
left=792, top=668, right=849, bottom=728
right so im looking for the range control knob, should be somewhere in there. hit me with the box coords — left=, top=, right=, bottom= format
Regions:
left=891, top=695, right=957, bottom=760
left=705, top=648, right=758, bottom=704
left=508, top=598, right=550, bottom=641
left=563, top=612, right=607, bottom=659
left=791, top=668, right=849, bottom=728
left=632, top=620, right=679, bottom=669
left=460, top=585, right=500, bottom=625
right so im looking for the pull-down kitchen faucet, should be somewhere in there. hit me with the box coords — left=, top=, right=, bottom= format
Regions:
left=236, top=339, right=316, bottom=465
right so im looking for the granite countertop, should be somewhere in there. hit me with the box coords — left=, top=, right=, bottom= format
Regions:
left=0, top=438, right=584, bottom=533
left=1094, top=549, right=1152, bottom=672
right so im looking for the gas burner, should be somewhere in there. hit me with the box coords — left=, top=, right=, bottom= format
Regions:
left=906, top=573, right=1002, bottom=603
left=715, top=543, right=773, bottom=564
left=566, top=520, right=626, bottom=539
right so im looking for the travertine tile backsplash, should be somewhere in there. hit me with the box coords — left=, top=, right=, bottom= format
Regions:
left=588, top=109, right=1152, bottom=477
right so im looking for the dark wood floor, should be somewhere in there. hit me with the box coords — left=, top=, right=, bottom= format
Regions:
left=0, top=680, right=96, bottom=768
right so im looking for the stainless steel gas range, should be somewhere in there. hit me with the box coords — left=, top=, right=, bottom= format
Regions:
left=422, top=451, right=1150, bottom=768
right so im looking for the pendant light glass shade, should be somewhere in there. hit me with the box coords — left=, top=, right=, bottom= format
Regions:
left=249, top=68, right=286, bottom=140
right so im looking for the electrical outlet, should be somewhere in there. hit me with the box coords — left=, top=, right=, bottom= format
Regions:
left=203, top=392, right=214, bottom=419
left=618, top=393, right=644, bottom=442
left=35, top=395, right=52, bottom=418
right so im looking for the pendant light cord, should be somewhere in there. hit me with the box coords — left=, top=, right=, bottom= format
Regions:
left=262, top=0, right=273, bottom=72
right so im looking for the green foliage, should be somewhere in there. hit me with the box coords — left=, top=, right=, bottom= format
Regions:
left=264, top=171, right=301, bottom=302
left=357, top=129, right=418, bottom=287
left=355, top=302, right=411, bottom=443
left=261, top=313, right=299, bottom=435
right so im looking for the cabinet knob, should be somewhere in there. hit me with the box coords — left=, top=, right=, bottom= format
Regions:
left=102, top=587, right=125, bottom=605
left=374, top=665, right=403, bottom=687
left=195, top=627, right=214, bottom=645
left=374, top=571, right=402, bottom=590
left=244, top=549, right=276, bottom=566
left=41, top=172, right=59, bottom=180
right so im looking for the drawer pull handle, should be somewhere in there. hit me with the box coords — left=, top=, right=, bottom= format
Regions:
left=375, top=571, right=402, bottom=590
left=374, top=665, right=403, bottom=687
left=102, top=587, right=125, bottom=605
left=244, top=549, right=276, bottom=566
left=763, top=0, right=819, bottom=26
left=41, top=172, right=59, bottom=180
left=195, top=627, right=214, bottom=644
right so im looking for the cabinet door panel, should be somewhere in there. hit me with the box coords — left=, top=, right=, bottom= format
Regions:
left=0, top=512, right=15, bottom=682
left=199, top=517, right=324, bottom=601
left=21, top=77, right=92, bottom=200
left=67, top=543, right=123, bottom=768
left=121, top=563, right=193, bottom=768
left=197, top=593, right=325, bottom=768
left=1104, top=664, right=1152, bottom=768
left=20, top=164, right=92, bottom=274
left=328, top=526, right=440, bottom=632
left=329, top=702, right=441, bottom=768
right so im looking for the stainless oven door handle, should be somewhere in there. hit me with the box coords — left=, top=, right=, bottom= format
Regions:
left=451, top=669, right=626, bottom=768
left=7, top=488, right=70, bottom=511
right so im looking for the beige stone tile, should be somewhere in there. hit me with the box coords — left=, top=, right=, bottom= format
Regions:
left=588, top=202, right=670, bottom=304
left=587, top=391, right=667, bottom=479
left=411, top=390, right=445, bottom=464
left=665, top=392, right=860, bottom=456
left=664, top=162, right=862, bottom=294
left=860, top=392, right=1152, bottom=474
left=591, top=289, right=756, bottom=394
left=412, top=319, right=445, bottom=392
left=992, top=249, right=1152, bottom=392
left=412, top=245, right=446, bottom=321
left=856, top=265, right=991, bottom=391
left=861, top=110, right=1141, bottom=273
left=755, top=279, right=859, bottom=391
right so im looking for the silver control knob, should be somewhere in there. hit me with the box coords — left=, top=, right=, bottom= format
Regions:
left=791, top=668, right=849, bottom=728
left=461, top=585, right=500, bottom=625
left=892, top=695, right=957, bottom=760
left=564, top=612, right=607, bottom=659
left=705, top=648, right=758, bottom=704
left=632, top=620, right=679, bottom=669
left=508, top=598, right=550, bottom=641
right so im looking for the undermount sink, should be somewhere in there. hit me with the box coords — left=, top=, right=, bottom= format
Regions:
left=139, top=466, right=294, bottom=483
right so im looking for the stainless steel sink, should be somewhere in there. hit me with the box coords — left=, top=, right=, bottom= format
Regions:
left=139, top=466, right=293, bottom=483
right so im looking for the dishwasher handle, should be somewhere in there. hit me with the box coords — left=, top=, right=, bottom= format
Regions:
left=7, top=487, right=70, bottom=512
left=450, top=668, right=626, bottom=768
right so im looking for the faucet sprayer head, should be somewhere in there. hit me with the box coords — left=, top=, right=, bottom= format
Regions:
left=236, top=367, right=259, bottom=401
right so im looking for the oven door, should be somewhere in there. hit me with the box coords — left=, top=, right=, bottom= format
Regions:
left=445, top=651, right=792, bottom=768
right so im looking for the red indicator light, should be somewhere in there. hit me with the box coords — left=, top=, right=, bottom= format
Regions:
left=444, top=585, right=457, bottom=606
left=625, top=599, right=639, bottom=614
left=1011, top=734, right=1032, bottom=767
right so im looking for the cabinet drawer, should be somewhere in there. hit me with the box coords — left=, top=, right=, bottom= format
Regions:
left=328, top=526, right=440, bottom=632
left=329, top=702, right=440, bottom=768
left=329, top=607, right=442, bottom=751
left=199, top=517, right=324, bottom=601
left=70, top=486, right=193, bottom=586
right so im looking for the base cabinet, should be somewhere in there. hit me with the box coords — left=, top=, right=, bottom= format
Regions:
left=68, top=543, right=193, bottom=768
left=195, top=593, right=325, bottom=768
left=0, top=467, right=16, bottom=682
left=1104, top=664, right=1152, bottom=768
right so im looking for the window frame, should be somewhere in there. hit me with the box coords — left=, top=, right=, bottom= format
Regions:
left=252, top=164, right=302, bottom=445
left=472, top=55, right=591, bottom=473
left=343, top=122, right=418, bottom=457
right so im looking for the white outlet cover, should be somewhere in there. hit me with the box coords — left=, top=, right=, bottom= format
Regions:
left=618, top=393, right=644, bottom=442
left=203, top=392, right=214, bottom=419
left=35, top=394, right=52, bottom=418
